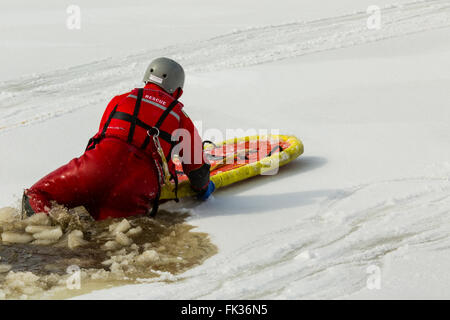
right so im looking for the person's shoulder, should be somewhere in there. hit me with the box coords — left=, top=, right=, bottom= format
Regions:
left=110, top=91, right=132, bottom=103
left=176, top=101, right=190, bottom=119
left=117, top=91, right=133, bottom=99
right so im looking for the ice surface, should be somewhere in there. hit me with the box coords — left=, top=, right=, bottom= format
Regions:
left=0, top=0, right=449, bottom=299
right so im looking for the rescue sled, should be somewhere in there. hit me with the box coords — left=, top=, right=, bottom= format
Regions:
left=160, top=134, right=304, bottom=200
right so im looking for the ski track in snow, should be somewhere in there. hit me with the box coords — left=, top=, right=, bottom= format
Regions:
left=170, top=177, right=450, bottom=299
left=0, top=0, right=449, bottom=132
left=85, top=172, right=450, bottom=299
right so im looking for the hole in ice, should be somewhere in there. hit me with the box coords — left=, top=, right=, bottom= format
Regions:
left=0, top=205, right=217, bottom=299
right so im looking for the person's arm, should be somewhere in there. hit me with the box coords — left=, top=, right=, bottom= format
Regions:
left=179, top=111, right=213, bottom=197
left=98, top=94, right=126, bottom=132
left=86, top=94, right=125, bottom=150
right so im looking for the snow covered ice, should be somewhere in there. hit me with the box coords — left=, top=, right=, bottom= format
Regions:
left=0, top=0, right=450, bottom=299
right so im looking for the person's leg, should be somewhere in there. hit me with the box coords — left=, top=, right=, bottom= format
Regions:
left=24, top=137, right=160, bottom=220
left=23, top=138, right=127, bottom=219
left=23, top=156, right=100, bottom=216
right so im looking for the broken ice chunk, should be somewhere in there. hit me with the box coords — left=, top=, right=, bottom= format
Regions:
left=31, top=239, right=57, bottom=246
left=103, top=240, right=120, bottom=251
left=1, top=232, right=34, bottom=244
left=68, top=230, right=88, bottom=249
left=112, top=219, right=131, bottom=235
left=25, top=225, right=55, bottom=234
left=23, top=213, right=51, bottom=226
left=136, top=250, right=159, bottom=266
left=32, top=227, right=63, bottom=241
left=115, top=232, right=133, bottom=246
left=126, top=226, right=143, bottom=237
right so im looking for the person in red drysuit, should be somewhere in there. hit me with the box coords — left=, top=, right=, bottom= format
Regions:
left=22, top=57, right=215, bottom=220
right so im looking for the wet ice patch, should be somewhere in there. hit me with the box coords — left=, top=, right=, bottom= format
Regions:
left=0, top=206, right=217, bottom=299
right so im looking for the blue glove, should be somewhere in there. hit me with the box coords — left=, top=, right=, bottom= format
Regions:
left=197, top=181, right=215, bottom=201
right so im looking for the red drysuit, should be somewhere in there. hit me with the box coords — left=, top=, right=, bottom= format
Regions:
left=24, top=83, right=210, bottom=220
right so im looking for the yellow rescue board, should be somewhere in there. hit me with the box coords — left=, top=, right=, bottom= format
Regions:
left=160, top=134, right=304, bottom=200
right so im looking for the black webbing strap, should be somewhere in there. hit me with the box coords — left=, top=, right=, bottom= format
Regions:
left=127, top=88, right=144, bottom=143
left=86, top=104, right=119, bottom=151
left=145, top=98, right=181, bottom=216
left=99, top=94, right=179, bottom=149
left=85, top=137, right=97, bottom=151
left=167, top=141, right=180, bottom=203
left=149, top=189, right=160, bottom=217
left=102, top=105, right=118, bottom=136
left=112, top=112, right=173, bottom=144
left=268, top=145, right=283, bottom=156
left=156, top=99, right=179, bottom=128
left=171, top=171, right=179, bottom=203
left=140, top=98, right=179, bottom=150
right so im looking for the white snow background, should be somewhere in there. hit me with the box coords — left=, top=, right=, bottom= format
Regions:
left=0, top=0, right=449, bottom=299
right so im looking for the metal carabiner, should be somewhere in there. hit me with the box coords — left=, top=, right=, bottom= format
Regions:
left=147, top=127, right=160, bottom=137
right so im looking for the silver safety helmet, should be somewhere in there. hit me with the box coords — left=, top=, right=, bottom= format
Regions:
left=143, top=57, right=185, bottom=94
